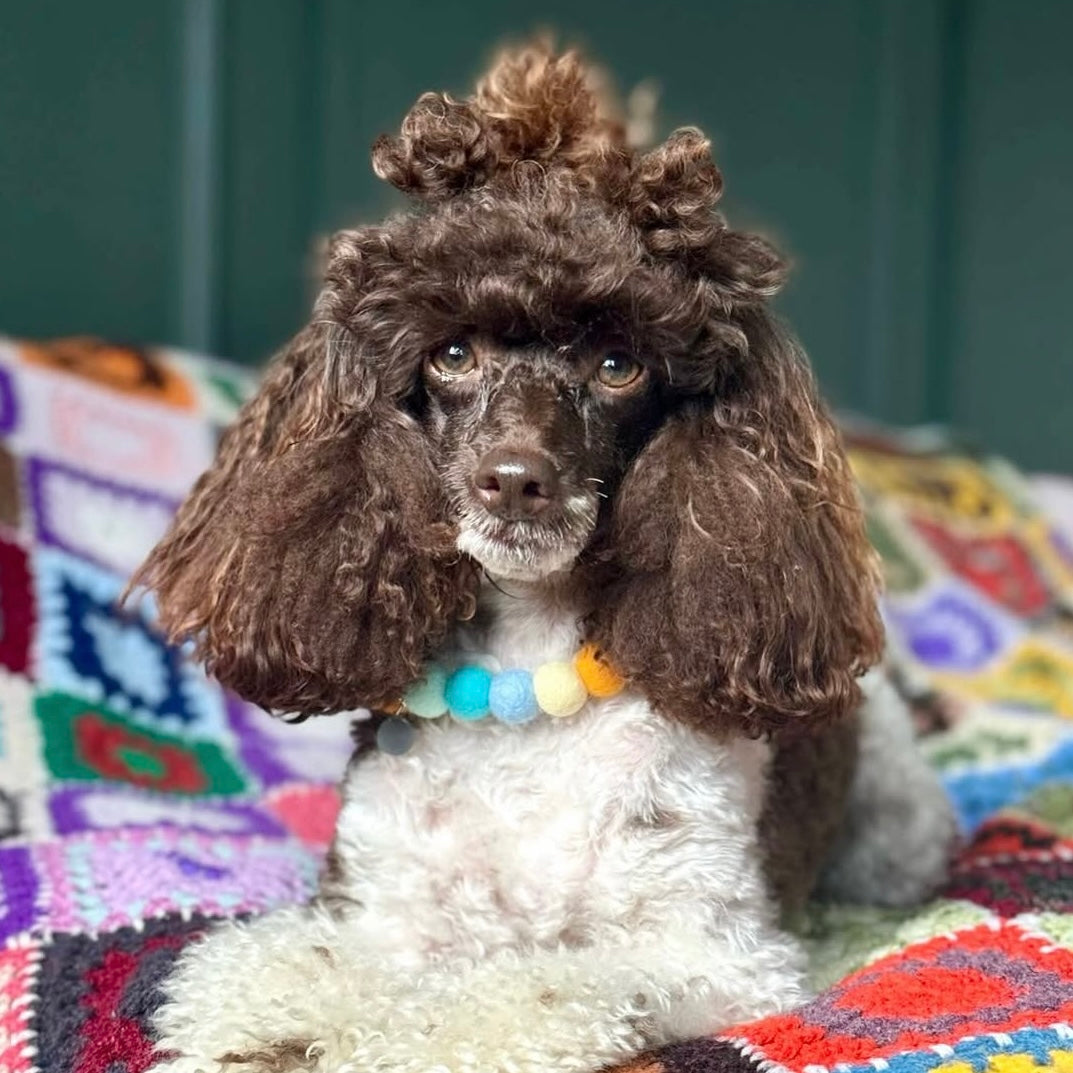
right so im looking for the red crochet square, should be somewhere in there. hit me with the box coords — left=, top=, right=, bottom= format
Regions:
left=723, top=922, right=1073, bottom=1070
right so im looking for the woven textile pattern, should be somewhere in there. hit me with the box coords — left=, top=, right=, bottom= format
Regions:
left=1, top=337, right=1073, bottom=1073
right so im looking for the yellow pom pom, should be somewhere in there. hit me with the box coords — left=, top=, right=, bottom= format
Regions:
left=574, top=644, right=625, bottom=698
left=533, top=661, right=588, bottom=718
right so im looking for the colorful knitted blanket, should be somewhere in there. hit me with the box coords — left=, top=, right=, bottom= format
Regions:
left=1, top=337, right=1073, bottom=1073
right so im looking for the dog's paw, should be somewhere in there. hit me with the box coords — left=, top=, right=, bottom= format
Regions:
left=150, top=906, right=398, bottom=1073
left=335, top=925, right=805, bottom=1073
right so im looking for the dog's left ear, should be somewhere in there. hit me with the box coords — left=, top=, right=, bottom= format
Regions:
left=587, top=307, right=883, bottom=736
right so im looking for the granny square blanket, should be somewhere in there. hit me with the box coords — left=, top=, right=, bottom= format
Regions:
left=1, top=336, right=1073, bottom=1073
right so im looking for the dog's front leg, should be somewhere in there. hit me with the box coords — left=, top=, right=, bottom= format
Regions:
left=327, top=915, right=808, bottom=1073
left=148, top=904, right=806, bottom=1073
left=146, top=904, right=414, bottom=1073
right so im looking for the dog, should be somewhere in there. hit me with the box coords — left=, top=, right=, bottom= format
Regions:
left=135, top=43, right=956, bottom=1073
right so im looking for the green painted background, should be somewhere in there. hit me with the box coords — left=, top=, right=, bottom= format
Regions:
left=1, top=0, right=1070, bottom=469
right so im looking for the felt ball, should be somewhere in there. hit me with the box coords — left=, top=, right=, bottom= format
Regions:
left=574, top=644, right=626, bottom=698
left=533, top=661, right=588, bottom=718
left=488, top=669, right=539, bottom=725
left=376, top=717, right=416, bottom=755
left=445, top=665, right=492, bottom=721
left=402, top=664, right=448, bottom=719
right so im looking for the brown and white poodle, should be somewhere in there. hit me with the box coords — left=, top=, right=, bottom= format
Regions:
left=135, top=43, right=955, bottom=1073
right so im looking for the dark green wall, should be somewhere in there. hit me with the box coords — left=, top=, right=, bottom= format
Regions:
left=1, top=1, right=1070, bottom=469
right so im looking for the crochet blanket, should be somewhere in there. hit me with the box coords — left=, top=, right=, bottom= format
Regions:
left=1, top=337, right=1073, bottom=1073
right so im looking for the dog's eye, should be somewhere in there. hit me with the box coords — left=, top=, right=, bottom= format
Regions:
left=595, top=352, right=643, bottom=389
left=429, top=342, right=477, bottom=378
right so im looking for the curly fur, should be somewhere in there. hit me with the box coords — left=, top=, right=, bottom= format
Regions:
left=137, top=41, right=949, bottom=1073
left=586, top=310, right=883, bottom=735
left=133, top=320, right=480, bottom=714
left=135, top=41, right=882, bottom=734
left=372, top=43, right=630, bottom=201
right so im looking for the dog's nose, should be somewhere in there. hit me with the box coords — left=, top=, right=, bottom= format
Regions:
left=474, top=449, right=560, bottom=520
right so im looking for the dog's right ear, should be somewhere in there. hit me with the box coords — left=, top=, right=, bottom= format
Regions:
left=132, top=237, right=478, bottom=717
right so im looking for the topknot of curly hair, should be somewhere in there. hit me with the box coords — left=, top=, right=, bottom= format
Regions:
left=370, top=41, right=787, bottom=303
left=372, top=42, right=630, bottom=201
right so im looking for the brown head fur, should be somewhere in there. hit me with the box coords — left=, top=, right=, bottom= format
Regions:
left=134, top=42, right=882, bottom=731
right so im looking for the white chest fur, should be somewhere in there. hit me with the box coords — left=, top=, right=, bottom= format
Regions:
left=151, top=593, right=954, bottom=1073
left=330, top=584, right=775, bottom=966
left=150, top=586, right=852, bottom=1072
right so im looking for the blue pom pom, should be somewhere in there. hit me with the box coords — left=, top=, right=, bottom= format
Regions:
left=489, top=669, right=539, bottom=725
left=444, top=665, right=492, bottom=721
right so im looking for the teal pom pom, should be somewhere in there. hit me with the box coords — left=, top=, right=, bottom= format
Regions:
left=489, top=669, right=539, bottom=725
left=403, top=664, right=448, bottom=719
left=445, top=665, right=492, bottom=721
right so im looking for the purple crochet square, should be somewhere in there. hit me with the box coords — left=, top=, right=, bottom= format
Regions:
left=1052, top=526, right=1073, bottom=572
left=886, top=580, right=1024, bottom=673
left=33, top=829, right=320, bottom=932
left=0, top=846, right=39, bottom=941
left=227, top=696, right=292, bottom=786
left=49, top=785, right=287, bottom=839
left=26, top=455, right=178, bottom=578
left=226, top=694, right=353, bottom=789
left=0, top=365, right=18, bottom=435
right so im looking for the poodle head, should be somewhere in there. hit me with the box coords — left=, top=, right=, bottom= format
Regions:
left=135, top=43, right=883, bottom=734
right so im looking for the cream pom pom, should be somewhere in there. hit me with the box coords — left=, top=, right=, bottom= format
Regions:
left=533, top=661, right=588, bottom=718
